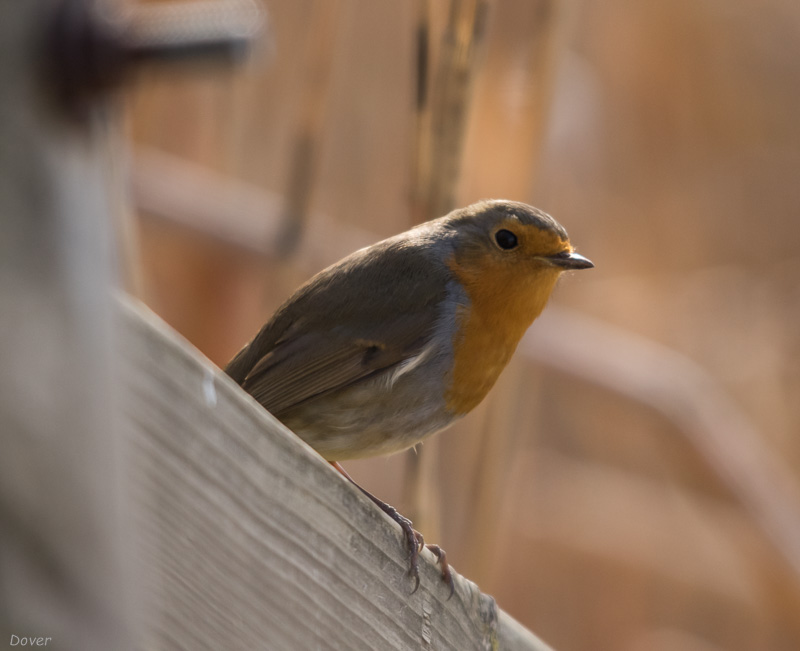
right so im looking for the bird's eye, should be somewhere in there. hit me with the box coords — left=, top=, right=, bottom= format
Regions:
left=495, top=229, right=518, bottom=250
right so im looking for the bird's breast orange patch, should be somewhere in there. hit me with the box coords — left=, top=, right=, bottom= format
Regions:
left=444, top=253, right=560, bottom=415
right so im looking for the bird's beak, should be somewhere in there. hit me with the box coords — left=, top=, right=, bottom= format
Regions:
left=545, top=250, right=594, bottom=270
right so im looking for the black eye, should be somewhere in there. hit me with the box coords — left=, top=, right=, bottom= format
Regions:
left=495, top=229, right=518, bottom=250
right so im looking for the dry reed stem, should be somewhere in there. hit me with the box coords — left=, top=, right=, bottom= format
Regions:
left=411, top=0, right=492, bottom=224
left=278, top=0, right=341, bottom=256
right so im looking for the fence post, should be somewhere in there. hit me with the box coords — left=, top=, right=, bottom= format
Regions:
left=0, top=1, right=132, bottom=649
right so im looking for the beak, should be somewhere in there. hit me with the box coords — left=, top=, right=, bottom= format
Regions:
left=546, top=250, right=594, bottom=270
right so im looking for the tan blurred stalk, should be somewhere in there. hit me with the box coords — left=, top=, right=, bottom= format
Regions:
left=277, top=0, right=341, bottom=256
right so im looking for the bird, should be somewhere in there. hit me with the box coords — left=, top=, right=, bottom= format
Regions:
left=225, top=199, right=593, bottom=595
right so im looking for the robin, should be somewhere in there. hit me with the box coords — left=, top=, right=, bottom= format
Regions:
left=226, top=199, right=593, bottom=595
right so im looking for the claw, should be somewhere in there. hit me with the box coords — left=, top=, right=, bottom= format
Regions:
left=394, top=510, right=422, bottom=592
left=414, top=529, right=425, bottom=552
left=426, top=544, right=455, bottom=599
left=374, top=502, right=423, bottom=592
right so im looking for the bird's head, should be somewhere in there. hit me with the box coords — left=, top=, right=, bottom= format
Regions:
left=441, top=199, right=593, bottom=329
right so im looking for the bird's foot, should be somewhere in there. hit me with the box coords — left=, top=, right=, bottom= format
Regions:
left=425, top=544, right=455, bottom=599
left=330, top=462, right=453, bottom=597
left=363, top=497, right=453, bottom=598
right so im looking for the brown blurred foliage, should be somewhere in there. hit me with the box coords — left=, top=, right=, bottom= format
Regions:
left=128, top=0, right=800, bottom=649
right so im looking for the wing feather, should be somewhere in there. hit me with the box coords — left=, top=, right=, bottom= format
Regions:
left=225, top=233, right=453, bottom=417
left=241, top=315, right=432, bottom=416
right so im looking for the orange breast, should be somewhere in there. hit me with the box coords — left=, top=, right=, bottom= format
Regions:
left=445, top=256, right=560, bottom=415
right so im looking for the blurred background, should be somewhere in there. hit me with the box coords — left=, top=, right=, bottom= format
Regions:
left=126, top=0, right=800, bottom=649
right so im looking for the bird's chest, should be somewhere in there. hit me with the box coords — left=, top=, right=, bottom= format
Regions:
left=445, top=284, right=549, bottom=415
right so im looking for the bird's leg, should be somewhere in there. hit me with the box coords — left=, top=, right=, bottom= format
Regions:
left=330, top=462, right=453, bottom=597
left=330, top=462, right=423, bottom=590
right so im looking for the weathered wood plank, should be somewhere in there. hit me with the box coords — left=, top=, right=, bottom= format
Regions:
left=119, top=297, right=551, bottom=650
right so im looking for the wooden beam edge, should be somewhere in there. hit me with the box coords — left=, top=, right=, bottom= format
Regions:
left=117, top=295, right=552, bottom=651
